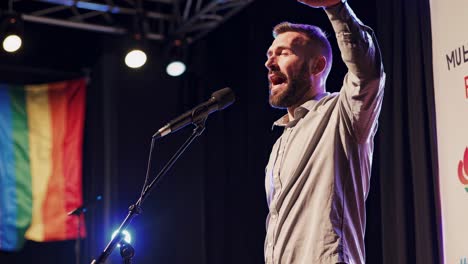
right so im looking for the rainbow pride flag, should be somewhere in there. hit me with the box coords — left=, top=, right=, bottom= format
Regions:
left=0, top=78, right=86, bottom=251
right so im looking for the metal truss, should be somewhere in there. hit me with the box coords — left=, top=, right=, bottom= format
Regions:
left=5, top=0, right=253, bottom=43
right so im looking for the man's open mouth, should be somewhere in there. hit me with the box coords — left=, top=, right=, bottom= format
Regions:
left=270, top=74, right=287, bottom=85
left=269, top=73, right=287, bottom=93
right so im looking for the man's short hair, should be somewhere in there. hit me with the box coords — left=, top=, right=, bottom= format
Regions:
left=273, top=22, right=332, bottom=77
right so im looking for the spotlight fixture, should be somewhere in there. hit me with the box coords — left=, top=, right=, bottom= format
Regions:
left=124, top=1, right=149, bottom=69
left=125, top=48, right=147, bottom=69
left=3, top=34, right=22, bottom=53
left=124, top=30, right=148, bottom=69
left=165, top=39, right=187, bottom=77
left=166, top=60, right=186, bottom=77
left=1, top=13, right=24, bottom=53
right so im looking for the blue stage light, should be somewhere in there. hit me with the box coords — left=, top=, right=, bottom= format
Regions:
left=111, top=229, right=132, bottom=247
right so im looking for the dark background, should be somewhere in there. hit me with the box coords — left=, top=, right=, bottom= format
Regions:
left=0, top=0, right=442, bottom=263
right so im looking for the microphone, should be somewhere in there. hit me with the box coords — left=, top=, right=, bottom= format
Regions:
left=68, top=195, right=102, bottom=216
left=153, top=87, right=235, bottom=138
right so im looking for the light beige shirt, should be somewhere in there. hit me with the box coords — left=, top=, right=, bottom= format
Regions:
left=264, top=2, right=385, bottom=264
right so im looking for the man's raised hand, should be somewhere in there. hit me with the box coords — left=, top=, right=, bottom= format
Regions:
left=297, top=0, right=342, bottom=8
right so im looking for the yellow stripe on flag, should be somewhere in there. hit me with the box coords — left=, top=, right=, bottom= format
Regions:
left=24, top=84, right=52, bottom=241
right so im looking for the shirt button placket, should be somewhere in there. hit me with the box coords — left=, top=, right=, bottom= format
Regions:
left=268, top=128, right=289, bottom=264
left=271, top=212, right=277, bottom=219
left=268, top=209, right=278, bottom=262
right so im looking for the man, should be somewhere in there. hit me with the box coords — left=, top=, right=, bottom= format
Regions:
left=264, top=0, right=385, bottom=263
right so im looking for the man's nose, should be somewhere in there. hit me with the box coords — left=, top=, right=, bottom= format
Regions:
left=265, top=56, right=276, bottom=70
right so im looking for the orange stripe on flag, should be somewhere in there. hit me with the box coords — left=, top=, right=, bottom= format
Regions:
left=43, top=82, right=67, bottom=240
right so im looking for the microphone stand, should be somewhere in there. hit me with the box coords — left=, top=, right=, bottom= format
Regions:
left=69, top=195, right=102, bottom=264
left=73, top=212, right=83, bottom=264
left=120, top=241, right=135, bottom=264
left=91, top=119, right=207, bottom=264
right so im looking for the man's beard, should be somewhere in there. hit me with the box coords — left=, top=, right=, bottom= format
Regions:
left=269, top=63, right=311, bottom=109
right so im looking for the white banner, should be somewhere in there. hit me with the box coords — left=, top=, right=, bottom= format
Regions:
left=430, top=0, right=468, bottom=263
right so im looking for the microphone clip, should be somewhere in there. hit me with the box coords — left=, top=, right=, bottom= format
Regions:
left=192, top=116, right=207, bottom=136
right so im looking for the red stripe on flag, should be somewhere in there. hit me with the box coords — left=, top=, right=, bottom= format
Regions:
left=63, top=79, right=86, bottom=239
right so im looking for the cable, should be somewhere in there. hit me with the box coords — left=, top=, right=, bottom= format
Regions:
left=138, top=136, right=156, bottom=205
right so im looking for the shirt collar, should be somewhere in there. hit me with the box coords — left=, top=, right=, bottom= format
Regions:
left=272, top=92, right=329, bottom=129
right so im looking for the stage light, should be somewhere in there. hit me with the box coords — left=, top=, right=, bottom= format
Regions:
left=165, top=39, right=188, bottom=77
left=166, top=60, right=186, bottom=77
left=124, top=49, right=147, bottom=68
left=1, top=14, right=24, bottom=53
left=124, top=6, right=149, bottom=69
left=3, top=34, right=22, bottom=52
left=111, top=229, right=132, bottom=247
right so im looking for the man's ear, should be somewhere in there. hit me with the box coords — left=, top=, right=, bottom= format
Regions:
left=309, top=55, right=327, bottom=75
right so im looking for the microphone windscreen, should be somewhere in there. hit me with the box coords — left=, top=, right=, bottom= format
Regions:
left=212, top=87, right=235, bottom=110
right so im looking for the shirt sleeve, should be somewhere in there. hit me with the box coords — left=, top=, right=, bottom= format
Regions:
left=325, top=1, right=386, bottom=144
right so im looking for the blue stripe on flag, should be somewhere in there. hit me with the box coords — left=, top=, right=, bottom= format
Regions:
left=0, top=84, right=19, bottom=251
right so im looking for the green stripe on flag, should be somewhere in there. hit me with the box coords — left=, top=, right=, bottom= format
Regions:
left=10, top=86, right=32, bottom=248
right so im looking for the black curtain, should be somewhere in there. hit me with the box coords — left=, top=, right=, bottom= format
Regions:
left=372, top=0, right=442, bottom=263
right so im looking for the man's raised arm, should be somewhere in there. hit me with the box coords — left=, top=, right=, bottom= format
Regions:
left=301, top=0, right=385, bottom=142
left=323, top=0, right=382, bottom=80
